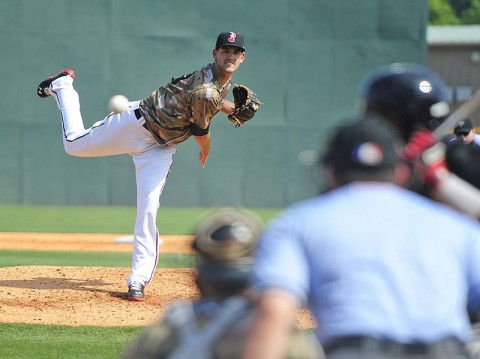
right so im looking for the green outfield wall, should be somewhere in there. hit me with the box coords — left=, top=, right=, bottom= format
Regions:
left=0, top=0, right=428, bottom=207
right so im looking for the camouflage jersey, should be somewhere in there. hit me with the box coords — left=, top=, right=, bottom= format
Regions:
left=119, top=296, right=323, bottom=359
left=138, top=63, right=232, bottom=146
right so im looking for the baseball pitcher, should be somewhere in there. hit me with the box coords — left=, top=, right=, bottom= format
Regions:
left=36, top=31, right=263, bottom=301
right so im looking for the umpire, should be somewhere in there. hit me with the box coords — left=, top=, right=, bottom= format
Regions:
left=119, top=208, right=322, bottom=359
left=243, top=117, right=480, bottom=359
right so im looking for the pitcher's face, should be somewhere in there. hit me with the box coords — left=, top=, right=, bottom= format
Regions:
left=213, top=46, right=245, bottom=75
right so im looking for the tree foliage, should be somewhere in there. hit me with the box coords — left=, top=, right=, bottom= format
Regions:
left=429, top=0, right=480, bottom=24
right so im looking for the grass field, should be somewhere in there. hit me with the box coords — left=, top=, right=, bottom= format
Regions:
left=0, top=323, right=142, bottom=359
left=0, top=205, right=282, bottom=359
left=0, top=205, right=281, bottom=234
left=0, top=250, right=195, bottom=268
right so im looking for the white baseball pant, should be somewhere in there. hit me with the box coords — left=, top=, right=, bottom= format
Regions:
left=50, top=75, right=177, bottom=287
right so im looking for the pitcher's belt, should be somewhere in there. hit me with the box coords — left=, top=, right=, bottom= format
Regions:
left=134, top=108, right=178, bottom=147
left=134, top=108, right=149, bottom=131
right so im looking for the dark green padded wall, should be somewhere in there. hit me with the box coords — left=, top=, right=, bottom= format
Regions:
left=0, top=0, right=428, bottom=207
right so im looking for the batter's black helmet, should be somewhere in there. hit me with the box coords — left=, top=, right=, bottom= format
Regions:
left=192, top=208, right=262, bottom=297
left=358, top=63, right=451, bottom=141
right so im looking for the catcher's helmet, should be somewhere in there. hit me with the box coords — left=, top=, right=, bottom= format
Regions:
left=192, top=208, right=262, bottom=296
left=358, top=63, right=451, bottom=141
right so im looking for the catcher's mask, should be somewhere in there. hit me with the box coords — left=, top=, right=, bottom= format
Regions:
left=358, top=63, right=451, bottom=141
left=192, top=208, right=262, bottom=296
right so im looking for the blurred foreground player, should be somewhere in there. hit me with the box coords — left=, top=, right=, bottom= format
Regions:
left=358, top=62, right=480, bottom=218
left=242, top=118, right=480, bottom=359
left=120, top=208, right=322, bottom=359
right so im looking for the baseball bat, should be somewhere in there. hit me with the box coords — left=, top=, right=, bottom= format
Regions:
left=435, top=173, right=480, bottom=218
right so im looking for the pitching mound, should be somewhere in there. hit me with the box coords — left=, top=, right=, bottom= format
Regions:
left=0, top=233, right=316, bottom=328
left=0, top=266, right=200, bottom=326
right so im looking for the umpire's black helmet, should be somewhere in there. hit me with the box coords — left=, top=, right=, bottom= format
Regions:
left=358, top=63, right=451, bottom=141
left=192, top=208, right=262, bottom=297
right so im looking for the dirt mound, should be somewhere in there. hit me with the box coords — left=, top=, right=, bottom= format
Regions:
left=0, top=234, right=316, bottom=329
left=0, top=266, right=199, bottom=327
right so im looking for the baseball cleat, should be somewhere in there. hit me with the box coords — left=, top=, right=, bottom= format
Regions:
left=37, top=69, right=75, bottom=98
left=127, top=281, right=145, bottom=301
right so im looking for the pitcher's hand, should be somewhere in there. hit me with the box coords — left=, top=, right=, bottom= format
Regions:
left=199, top=147, right=210, bottom=168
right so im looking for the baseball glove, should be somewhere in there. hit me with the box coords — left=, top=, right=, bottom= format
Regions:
left=228, top=85, right=263, bottom=127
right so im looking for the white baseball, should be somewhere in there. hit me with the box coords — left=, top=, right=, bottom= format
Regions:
left=108, top=94, right=129, bottom=113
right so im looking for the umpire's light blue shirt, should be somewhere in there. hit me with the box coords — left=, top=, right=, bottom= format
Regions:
left=250, top=183, right=480, bottom=345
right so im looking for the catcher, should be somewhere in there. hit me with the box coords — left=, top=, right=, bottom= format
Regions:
left=119, top=208, right=323, bottom=359
left=36, top=31, right=262, bottom=302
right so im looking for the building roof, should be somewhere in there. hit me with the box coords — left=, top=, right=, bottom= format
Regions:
left=427, top=25, right=480, bottom=45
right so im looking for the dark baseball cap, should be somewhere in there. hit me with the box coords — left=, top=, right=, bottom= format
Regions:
left=322, top=116, right=403, bottom=174
left=454, top=119, right=473, bottom=136
left=215, top=31, right=245, bottom=51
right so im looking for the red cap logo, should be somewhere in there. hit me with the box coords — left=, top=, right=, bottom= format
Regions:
left=228, top=32, right=236, bottom=43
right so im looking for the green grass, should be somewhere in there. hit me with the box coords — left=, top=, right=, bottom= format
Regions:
left=0, top=323, right=142, bottom=359
left=0, top=250, right=195, bottom=268
left=0, top=205, right=282, bottom=234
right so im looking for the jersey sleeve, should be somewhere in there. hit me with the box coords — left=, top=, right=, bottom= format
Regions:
left=190, top=87, right=223, bottom=129
left=249, top=210, right=311, bottom=305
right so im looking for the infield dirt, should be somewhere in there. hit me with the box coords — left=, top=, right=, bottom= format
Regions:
left=0, top=233, right=316, bottom=329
